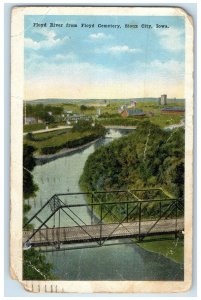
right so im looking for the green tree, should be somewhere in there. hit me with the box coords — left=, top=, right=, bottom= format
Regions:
left=23, top=144, right=55, bottom=280
left=80, top=104, right=88, bottom=111
left=72, top=120, right=92, bottom=132
left=80, top=121, right=184, bottom=220
left=23, top=145, right=38, bottom=199
left=23, top=248, right=56, bottom=280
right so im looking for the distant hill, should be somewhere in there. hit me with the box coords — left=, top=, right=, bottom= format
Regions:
left=24, top=98, right=185, bottom=105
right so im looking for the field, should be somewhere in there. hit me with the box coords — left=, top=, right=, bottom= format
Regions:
left=23, top=122, right=61, bottom=133
left=24, top=123, right=46, bottom=132
left=24, top=124, right=106, bottom=155
left=96, top=101, right=184, bottom=128
left=24, top=130, right=97, bottom=155
left=23, top=100, right=184, bottom=133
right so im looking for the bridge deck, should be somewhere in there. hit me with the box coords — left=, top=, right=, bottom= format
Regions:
left=23, top=218, right=184, bottom=247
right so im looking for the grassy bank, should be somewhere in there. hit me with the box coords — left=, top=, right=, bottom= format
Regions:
left=24, top=123, right=46, bottom=132
left=136, top=234, right=184, bottom=264
left=23, top=122, right=68, bottom=133
left=24, top=122, right=106, bottom=155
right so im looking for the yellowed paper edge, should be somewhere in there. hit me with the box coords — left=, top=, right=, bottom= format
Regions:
left=10, top=5, right=193, bottom=293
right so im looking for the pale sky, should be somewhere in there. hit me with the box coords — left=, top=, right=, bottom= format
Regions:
left=24, top=15, right=185, bottom=100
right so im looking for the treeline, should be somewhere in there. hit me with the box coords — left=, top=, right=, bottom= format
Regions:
left=98, top=116, right=147, bottom=127
left=99, top=112, right=120, bottom=118
left=23, top=144, right=55, bottom=279
left=80, top=121, right=184, bottom=200
left=23, top=145, right=38, bottom=200
left=25, top=103, right=64, bottom=123
left=41, top=132, right=101, bottom=155
left=72, top=120, right=106, bottom=134
left=80, top=104, right=95, bottom=111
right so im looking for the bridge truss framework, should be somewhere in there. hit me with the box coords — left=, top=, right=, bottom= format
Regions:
left=23, top=188, right=184, bottom=252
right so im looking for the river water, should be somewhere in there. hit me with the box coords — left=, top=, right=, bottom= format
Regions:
left=27, top=129, right=184, bottom=280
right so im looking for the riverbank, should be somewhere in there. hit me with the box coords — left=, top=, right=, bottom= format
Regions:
left=27, top=127, right=184, bottom=280
left=34, top=137, right=102, bottom=165
left=136, top=234, right=184, bottom=264
left=79, top=188, right=184, bottom=265
left=79, top=122, right=184, bottom=265
left=24, top=121, right=107, bottom=159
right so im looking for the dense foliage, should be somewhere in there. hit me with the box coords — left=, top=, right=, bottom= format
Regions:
left=80, top=104, right=95, bottom=111
left=98, top=116, right=146, bottom=127
left=25, top=103, right=64, bottom=123
left=23, top=248, right=56, bottom=280
left=72, top=120, right=106, bottom=135
left=23, top=145, right=38, bottom=199
left=40, top=133, right=102, bottom=155
left=80, top=121, right=184, bottom=199
left=23, top=145, right=55, bottom=280
left=99, top=112, right=120, bottom=118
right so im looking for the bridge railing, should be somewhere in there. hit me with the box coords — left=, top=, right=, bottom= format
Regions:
left=23, top=189, right=184, bottom=249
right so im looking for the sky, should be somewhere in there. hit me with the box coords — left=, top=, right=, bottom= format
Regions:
left=24, top=15, right=185, bottom=100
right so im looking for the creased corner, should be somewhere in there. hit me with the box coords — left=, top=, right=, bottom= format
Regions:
left=174, top=7, right=194, bottom=27
left=22, top=283, right=35, bottom=293
left=10, top=265, right=18, bottom=280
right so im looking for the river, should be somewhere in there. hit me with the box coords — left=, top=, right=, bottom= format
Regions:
left=27, top=129, right=184, bottom=280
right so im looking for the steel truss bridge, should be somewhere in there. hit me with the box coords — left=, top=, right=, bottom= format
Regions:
left=23, top=189, right=184, bottom=252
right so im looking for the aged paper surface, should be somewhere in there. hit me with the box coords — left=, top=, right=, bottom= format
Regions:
left=10, top=6, right=193, bottom=293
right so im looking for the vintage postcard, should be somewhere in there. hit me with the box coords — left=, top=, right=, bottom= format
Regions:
left=10, top=6, right=193, bottom=293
